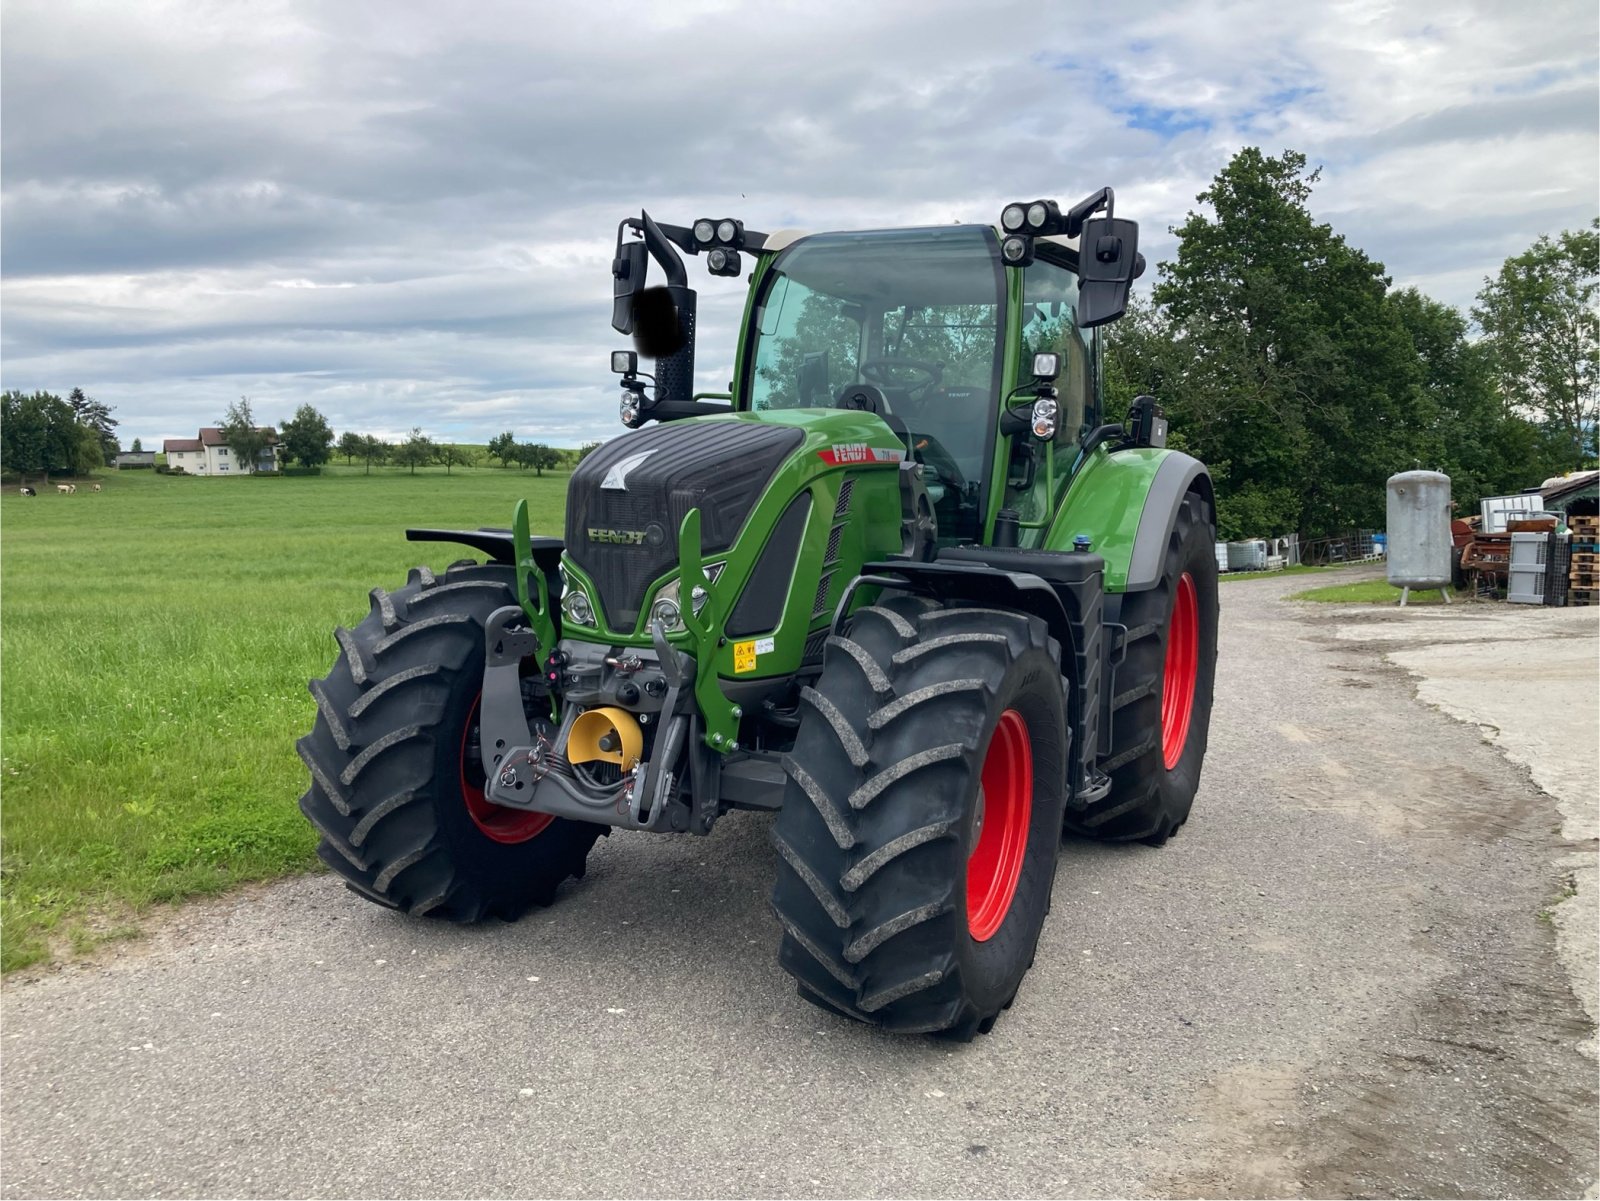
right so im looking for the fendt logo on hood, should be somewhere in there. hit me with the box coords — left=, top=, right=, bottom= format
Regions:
left=587, top=528, right=648, bottom=545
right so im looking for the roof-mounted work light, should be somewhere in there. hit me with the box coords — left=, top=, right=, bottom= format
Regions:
left=1000, top=234, right=1035, bottom=267
left=706, top=246, right=742, bottom=277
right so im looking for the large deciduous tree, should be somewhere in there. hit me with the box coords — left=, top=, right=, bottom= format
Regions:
left=337, top=430, right=364, bottom=465
left=279, top=404, right=335, bottom=469
left=220, top=397, right=269, bottom=474
left=1152, top=147, right=1431, bottom=537
left=1473, top=222, right=1598, bottom=470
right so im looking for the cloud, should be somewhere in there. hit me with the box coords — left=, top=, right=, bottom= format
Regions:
left=2, top=0, right=1595, bottom=448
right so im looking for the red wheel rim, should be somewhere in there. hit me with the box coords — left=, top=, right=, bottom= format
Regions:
left=460, top=694, right=553, bottom=844
left=967, top=709, right=1033, bottom=942
left=1161, top=572, right=1199, bottom=771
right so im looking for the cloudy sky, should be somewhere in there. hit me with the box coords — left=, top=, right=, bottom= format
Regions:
left=3, top=0, right=1596, bottom=450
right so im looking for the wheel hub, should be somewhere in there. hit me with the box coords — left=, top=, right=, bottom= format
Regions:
left=1161, top=572, right=1199, bottom=771
left=967, top=709, right=1033, bottom=942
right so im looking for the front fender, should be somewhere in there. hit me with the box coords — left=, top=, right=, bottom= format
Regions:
left=1047, top=448, right=1212, bottom=591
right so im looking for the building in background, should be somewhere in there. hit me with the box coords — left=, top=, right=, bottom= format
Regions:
left=161, top=427, right=279, bottom=475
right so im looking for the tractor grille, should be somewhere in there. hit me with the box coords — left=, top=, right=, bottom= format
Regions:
left=565, top=421, right=804, bottom=630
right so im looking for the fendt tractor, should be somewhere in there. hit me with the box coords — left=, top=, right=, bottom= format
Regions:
left=297, top=188, right=1219, bottom=1039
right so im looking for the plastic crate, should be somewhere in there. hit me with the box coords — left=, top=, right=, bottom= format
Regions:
left=1508, top=564, right=1547, bottom=605
left=1510, top=531, right=1551, bottom=567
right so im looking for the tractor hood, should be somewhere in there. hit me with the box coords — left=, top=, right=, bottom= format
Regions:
left=562, top=409, right=908, bottom=652
left=567, top=419, right=805, bottom=630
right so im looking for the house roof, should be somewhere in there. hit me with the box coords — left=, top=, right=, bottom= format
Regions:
left=163, top=438, right=202, bottom=452
left=198, top=426, right=278, bottom=446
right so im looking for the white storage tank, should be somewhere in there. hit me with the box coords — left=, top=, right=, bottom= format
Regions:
left=1386, top=471, right=1452, bottom=589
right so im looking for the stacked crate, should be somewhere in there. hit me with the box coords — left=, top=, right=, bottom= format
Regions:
left=1571, top=516, right=1598, bottom=606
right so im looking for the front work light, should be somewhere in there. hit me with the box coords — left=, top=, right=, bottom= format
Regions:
left=692, top=219, right=716, bottom=245
left=715, top=219, right=742, bottom=245
left=1032, top=351, right=1061, bottom=381
left=1001, top=234, right=1034, bottom=266
left=707, top=246, right=742, bottom=277
left=1001, top=203, right=1027, bottom=232
left=611, top=350, right=638, bottom=375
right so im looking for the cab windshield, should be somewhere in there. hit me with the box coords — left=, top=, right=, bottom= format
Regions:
left=745, top=226, right=1005, bottom=543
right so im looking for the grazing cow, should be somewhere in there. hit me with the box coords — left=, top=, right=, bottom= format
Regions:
left=91, top=483, right=102, bottom=492
left=56, top=483, right=76, bottom=494
left=19, top=486, right=36, bottom=496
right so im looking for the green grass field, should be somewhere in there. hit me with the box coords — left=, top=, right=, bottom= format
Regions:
left=0, top=466, right=569, bottom=970
left=1290, top=578, right=1457, bottom=604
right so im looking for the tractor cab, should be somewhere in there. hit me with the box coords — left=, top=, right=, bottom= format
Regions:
left=744, top=225, right=1004, bottom=544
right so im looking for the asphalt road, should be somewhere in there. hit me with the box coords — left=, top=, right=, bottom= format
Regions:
left=4, top=573, right=1596, bottom=1199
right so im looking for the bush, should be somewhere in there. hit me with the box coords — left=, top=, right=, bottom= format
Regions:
left=280, top=466, right=322, bottom=477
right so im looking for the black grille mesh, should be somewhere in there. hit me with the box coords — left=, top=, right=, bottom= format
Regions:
left=566, top=421, right=805, bottom=629
left=813, top=569, right=836, bottom=618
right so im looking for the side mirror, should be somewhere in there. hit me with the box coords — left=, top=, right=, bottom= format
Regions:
left=611, top=240, right=647, bottom=334
left=1076, top=216, right=1140, bottom=328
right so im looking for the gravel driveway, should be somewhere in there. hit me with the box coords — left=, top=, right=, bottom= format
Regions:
left=4, top=573, right=1595, bottom=1199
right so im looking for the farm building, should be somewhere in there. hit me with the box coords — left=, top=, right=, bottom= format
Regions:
left=114, top=451, right=157, bottom=468
left=162, top=427, right=279, bottom=475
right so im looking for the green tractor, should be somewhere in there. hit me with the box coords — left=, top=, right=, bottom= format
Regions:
left=297, top=189, right=1219, bottom=1039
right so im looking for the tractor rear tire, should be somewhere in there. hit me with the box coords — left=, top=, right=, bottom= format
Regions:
left=297, top=562, right=603, bottom=921
left=770, top=599, right=1068, bottom=1039
left=1066, top=490, right=1218, bottom=845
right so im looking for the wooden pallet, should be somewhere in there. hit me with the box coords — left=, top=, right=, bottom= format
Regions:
left=1570, top=588, right=1598, bottom=607
left=1569, top=515, right=1599, bottom=537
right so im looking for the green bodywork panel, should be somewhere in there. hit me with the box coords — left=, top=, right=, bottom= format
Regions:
left=1046, top=445, right=1173, bottom=592
left=554, top=406, right=905, bottom=749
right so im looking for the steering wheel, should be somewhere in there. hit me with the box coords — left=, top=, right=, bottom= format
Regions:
left=858, top=357, right=943, bottom=401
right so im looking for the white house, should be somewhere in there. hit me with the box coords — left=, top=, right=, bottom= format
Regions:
left=162, top=427, right=279, bottom=475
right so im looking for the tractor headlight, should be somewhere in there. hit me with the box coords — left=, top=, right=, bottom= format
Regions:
left=619, top=391, right=642, bottom=427
left=715, top=218, right=739, bottom=245
left=562, top=588, right=594, bottom=627
left=1001, top=203, right=1027, bottom=232
left=693, top=219, right=716, bottom=245
left=1030, top=396, right=1060, bottom=440
left=652, top=564, right=724, bottom=629
left=650, top=596, right=682, bottom=631
left=1026, top=201, right=1049, bottom=229
left=690, top=585, right=709, bottom=616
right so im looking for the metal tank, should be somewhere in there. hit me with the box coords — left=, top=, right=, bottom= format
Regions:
left=1386, top=470, right=1452, bottom=601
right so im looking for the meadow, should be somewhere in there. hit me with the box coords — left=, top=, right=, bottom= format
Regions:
left=0, top=465, right=569, bottom=970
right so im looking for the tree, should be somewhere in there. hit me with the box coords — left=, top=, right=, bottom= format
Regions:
left=436, top=444, right=473, bottom=474
left=357, top=435, right=389, bottom=475
left=488, top=431, right=517, bottom=468
left=131, top=438, right=143, bottom=453
left=71, top=423, right=105, bottom=476
left=577, top=441, right=604, bottom=462
left=220, top=397, right=269, bottom=474
left=511, top=442, right=560, bottom=475
left=1473, top=222, right=1599, bottom=470
left=1152, top=147, right=1431, bottom=536
left=278, top=404, right=335, bottom=469
left=338, top=430, right=364, bottom=465
left=68, top=387, right=119, bottom=464
left=393, top=427, right=435, bottom=474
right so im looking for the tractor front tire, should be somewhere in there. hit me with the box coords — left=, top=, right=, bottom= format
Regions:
left=1066, top=490, right=1218, bottom=845
left=297, top=562, right=602, bottom=921
left=770, top=599, right=1067, bottom=1038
